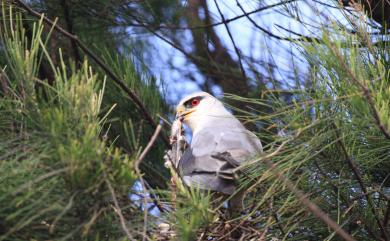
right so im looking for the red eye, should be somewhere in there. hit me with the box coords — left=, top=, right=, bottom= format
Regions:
left=191, top=98, right=200, bottom=107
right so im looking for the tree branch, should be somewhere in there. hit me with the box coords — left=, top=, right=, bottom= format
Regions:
left=127, top=0, right=298, bottom=31
left=236, top=1, right=293, bottom=41
left=60, top=0, right=81, bottom=66
left=14, top=0, right=171, bottom=147
left=262, top=157, right=356, bottom=241
left=332, top=123, right=389, bottom=240
left=213, top=0, right=246, bottom=81
left=134, top=122, right=163, bottom=241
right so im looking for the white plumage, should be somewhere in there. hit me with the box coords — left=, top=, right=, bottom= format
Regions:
left=175, top=92, right=262, bottom=196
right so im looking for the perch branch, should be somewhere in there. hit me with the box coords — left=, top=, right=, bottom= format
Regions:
left=135, top=122, right=163, bottom=241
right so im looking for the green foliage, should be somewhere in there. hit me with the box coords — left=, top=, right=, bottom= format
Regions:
left=0, top=9, right=152, bottom=240
left=175, top=186, right=214, bottom=241
left=98, top=48, right=170, bottom=189
left=226, top=23, right=390, bottom=240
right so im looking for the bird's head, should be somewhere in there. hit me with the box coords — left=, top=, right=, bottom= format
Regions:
left=176, top=91, right=234, bottom=133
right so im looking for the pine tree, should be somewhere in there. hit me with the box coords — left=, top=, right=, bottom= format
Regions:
left=1, top=1, right=389, bottom=241
left=0, top=5, right=166, bottom=240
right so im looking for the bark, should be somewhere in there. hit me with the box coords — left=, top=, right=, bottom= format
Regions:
left=60, top=0, right=82, bottom=66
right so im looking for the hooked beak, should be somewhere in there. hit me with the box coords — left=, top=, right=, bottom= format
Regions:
left=176, top=106, right=195, bottom=120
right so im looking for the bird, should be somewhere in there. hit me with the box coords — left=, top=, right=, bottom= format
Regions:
left=172, top=91, right=263, bottom=214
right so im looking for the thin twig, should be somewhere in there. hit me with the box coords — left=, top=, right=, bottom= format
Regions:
left=267, top=196, right=286, bottom=236
left=103, top=171, right=136, bottom=241
left=325, top=42, right=390, bottom=238
left=127, top=12, right=197, bottom=64
left=263, top=158, right=356, bottom=241
left=134, top=122, right=163, bottom=241
left=313, top=160, right=352, bottom=206
left=332, top=123, right=389, bottom=240
left=213, top=0, right=246, bottom=81
left=236, top=1, right=294, bottom=41
left=143, top=180, right=166, bottom=213
left=274, top=23, right=323, bottom=42
left=127, top=0, right=298, bottom=31
left=134, top=122, right=163, bottom=169
left=314, top=159, right=379, bottom=239
left=14, top=0, right=170, bottom=147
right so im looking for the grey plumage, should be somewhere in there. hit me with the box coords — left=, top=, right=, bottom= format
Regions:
left=169, top=91, right=263, bottom=214
left=178, top=125, right=262, bottom=195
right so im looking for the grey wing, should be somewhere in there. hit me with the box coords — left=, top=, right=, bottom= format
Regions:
left=178, top=127, right=262, bottom=194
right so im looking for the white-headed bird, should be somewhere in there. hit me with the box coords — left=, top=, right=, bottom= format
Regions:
left=173, top=91, right=263, bottom=213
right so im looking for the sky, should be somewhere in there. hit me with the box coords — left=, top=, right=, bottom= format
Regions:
left=126, top=0, right=353, bottom=105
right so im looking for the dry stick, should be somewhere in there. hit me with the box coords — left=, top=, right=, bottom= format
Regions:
left=134, top=122, right=163, bottom=168
left=259, top=216, right=272, bottom=241
left=213, top=0, right=246, bottom=81
left=267, top=196, right=286, bottom=236
left=14, top=0, right=170, bottom=147
left=134, top=122, right=163, bottom=241
left=217, top=219, right=248, bottom=240
left=258, top=200, right=275, bottom=241
left=103, top=171, right=136, bottom=241
left=263, top=158, right=356, bottom=241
